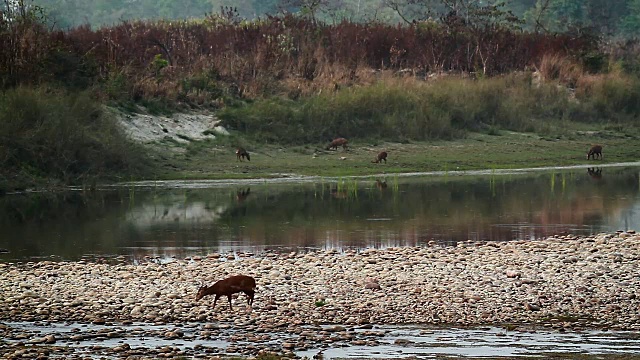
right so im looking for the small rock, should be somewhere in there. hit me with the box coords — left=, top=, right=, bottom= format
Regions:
left=365, top=282, right=381, bottom=290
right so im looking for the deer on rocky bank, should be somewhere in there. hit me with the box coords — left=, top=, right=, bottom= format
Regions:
left=196, top=275, right=256, bottom=311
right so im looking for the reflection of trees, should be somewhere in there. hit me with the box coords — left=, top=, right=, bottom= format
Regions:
left=1, top=169, right=639, bottom=260
left=215, top=170, right=640, bottom=248
left=0, top=190, right=128, bottom=260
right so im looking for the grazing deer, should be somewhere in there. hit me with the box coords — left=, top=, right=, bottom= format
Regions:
left=372, top=151, right=387, bottom=163
left=326, top=138, right=349, bottom=151
left=587, top=145, right=602, bottom=160
left=196, top=275, right=256, bottom=311
left=236, top=147, right=250, bottom=161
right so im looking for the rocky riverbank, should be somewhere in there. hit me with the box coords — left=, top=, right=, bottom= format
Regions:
left=2, top=232, right=640, bottom=358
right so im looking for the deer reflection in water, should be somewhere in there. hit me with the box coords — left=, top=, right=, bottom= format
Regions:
left=375, top=179, right=388, bottom=191
left=236, top=188, right=251, bottom=202
left=331, top=188, right=348, bottom=199
left=587, top=167, right=603, bottom=180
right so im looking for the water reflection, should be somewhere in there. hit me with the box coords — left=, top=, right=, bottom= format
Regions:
left=587, top=167, right=603, bottom=180
left=1, top=167, right=639, bottom=262
left=236, top=188, right=251, bottom=203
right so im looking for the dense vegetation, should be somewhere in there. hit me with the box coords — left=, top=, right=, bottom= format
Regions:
left=1, top=0, right=640, bottom=192
left=0, top=87, right=150, bottom=191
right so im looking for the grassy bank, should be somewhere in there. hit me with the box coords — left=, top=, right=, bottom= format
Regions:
left=172, top=70, right=639, bottom=179
left=151, top=127, right=640, bottom=180
left=2, top=7, right=640, bottom=190
left=2, top=70, right=640, bottom=191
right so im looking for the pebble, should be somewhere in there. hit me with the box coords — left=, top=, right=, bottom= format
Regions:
left=1, top=232, right=640, bottom=357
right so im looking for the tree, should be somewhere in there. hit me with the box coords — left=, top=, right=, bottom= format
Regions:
left=1, top=0, right=52, bottom=87
left=278, top=0, right=331, bottom=22
left=525, top=0, right=630, bottom=36
left=620, top=0, right=640, bottom=36
left=383, top=0, right=523, bottom=29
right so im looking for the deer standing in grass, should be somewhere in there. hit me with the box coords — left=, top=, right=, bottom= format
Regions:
left=587, top=145, right=603, bottom=160
left=372, top=151, right=387, bottom=163
left=326, top=138, right=349, bottom=151
left=236, top=147, right=250, bottom=161
left=196, top=275, right=256, bottom=311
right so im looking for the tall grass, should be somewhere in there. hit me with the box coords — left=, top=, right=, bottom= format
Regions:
left=0, top=87, right=152, bottom=190
left=573, top=72, right=640, bottom=122
left=218, top=72, right=589, bottom=144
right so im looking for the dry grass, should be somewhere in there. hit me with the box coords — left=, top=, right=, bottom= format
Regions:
left=536, top=53, right=584, bottom=87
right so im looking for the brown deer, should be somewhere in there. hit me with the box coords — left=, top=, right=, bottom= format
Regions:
left=236, top=147, right=250, bottom=161
left=326, top=138, right=349, bottom=151
left=196, top=275, right=256, bottom=310
left=372, top=151, right=388, bottom=163
left=587, top=145, right=602, bottom=160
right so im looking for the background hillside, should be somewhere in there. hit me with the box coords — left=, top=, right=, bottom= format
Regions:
left=31, top=0, right=640, bottom=38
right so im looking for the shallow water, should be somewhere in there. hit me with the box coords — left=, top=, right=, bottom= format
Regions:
left=1, top=165, right=639, bottom=262
left=304, top=326, right=640, bottom=358
left=5, top=322, right=640, bottom=359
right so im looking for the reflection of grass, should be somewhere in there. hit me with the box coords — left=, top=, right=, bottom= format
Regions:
left=490, top=167, right=497, bottom=197
left=128, top=179, right=136, bottom=207
left=348, top=179, right=358, bottom=198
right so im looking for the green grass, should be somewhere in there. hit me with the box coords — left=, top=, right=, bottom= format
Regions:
left=4, top=72, right=640, bottom=191
left=150, top=125, right=640, bottom=180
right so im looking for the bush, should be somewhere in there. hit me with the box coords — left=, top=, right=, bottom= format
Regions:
left=0, top=87, right=152, bottom=189
left=574, top=72, right=640, bottom=122
left=219, top=73, right=587, bottom=144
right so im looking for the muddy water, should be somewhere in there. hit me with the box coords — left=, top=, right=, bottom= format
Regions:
left=1, top=165, right=639, bottom=262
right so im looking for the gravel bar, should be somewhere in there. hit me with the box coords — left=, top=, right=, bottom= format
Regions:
left=1, top=231, right=639, bottom=358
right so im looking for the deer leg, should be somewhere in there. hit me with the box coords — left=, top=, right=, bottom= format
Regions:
left=244, top=290, right=255, bottom=306
left=213, top=294, right=220, bottom=309
left=227, top=295, right=233, bottom=310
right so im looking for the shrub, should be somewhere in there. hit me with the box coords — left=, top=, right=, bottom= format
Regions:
left=574, top=72, right=640, bottom=122
left=219, top=72, right=619, bottom=144
left=0, top=87, right=151, bottom=189
left=536, top=54, right=583, bottom=87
